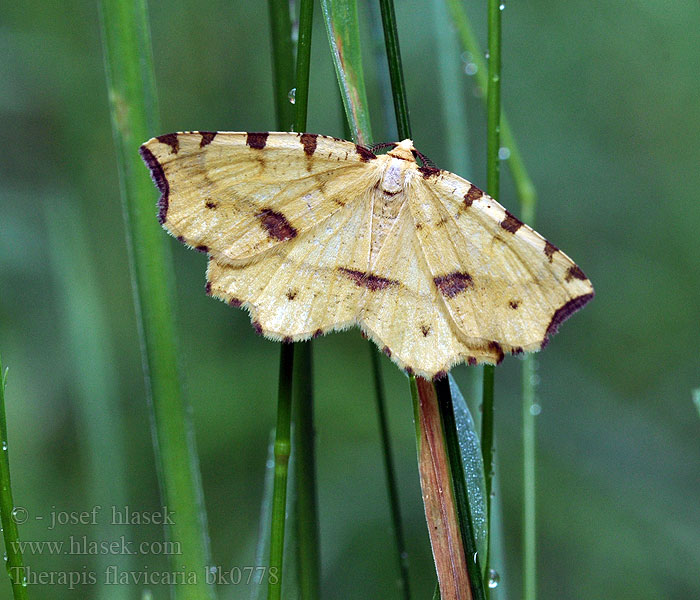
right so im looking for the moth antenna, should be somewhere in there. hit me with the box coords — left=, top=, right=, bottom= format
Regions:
left=415, top=150, right=436, bottom=169
left=370, top=141, right=398, bottom=154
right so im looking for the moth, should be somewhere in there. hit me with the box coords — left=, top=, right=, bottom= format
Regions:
left=140, top=132, right=593, bottom=379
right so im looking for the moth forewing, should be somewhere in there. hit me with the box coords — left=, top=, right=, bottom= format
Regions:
left=139, top=132, right=383, bottom=264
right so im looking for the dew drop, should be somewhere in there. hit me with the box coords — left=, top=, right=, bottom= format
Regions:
left=473, top=551, right=478, bottom=564
left=464, top=62, right=478, bottom=76
left=288, top=88, right=296, bottom=104
left=499, top=3, right=505, bottom=10
left=488, top=569, right=500, bottom=588
left=498, top=147, right=511, bottom=160
left=266, top=458, right=274, bottom=469
left=530, top=403, right=542, bottom=416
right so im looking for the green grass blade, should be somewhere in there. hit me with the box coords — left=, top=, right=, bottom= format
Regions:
left=268, top=0, right=296, bottom=130
left=370, top=351, right=411, bottom=600
left=435, top=378, right=487, bottom=600
left=445, top=2, right=541, bottom=595
left=268, top=343, right=294, bottom=600
left=0, top=357, right=29, bottom=600
left=377, top=0, right=411, bottom=140
left=98, top=1, right=214, bottom=598
left=294, top=0, right=314, bottom=133
left=291, top=2, right=320, bottom=596
left=319, top=0, right=373, bottom=144
left=522, top=356, right=538, bottom=600
left=484, top=0, right=503, bottom=595
left=292, top=342, right=319, bottom=599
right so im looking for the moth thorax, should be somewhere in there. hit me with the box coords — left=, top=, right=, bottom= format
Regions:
left=381, top=162, right=405, bottom=196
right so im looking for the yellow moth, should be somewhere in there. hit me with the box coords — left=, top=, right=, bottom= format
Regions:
left=140, top=132, right=593, bottom=379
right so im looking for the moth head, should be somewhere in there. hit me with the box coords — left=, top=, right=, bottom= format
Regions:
left=387, top=139, right=416, bottom=162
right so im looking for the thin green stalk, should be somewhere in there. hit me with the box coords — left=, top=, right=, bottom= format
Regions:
left=99, top=3, right=214, bottom=598
left=266, top=1, right=310, bottom=596
left=294, top=0, right=314, bottom=133
left=269, top=344, right=294, bottom=600
left=443, top=0, right=536, bottom=214
left=377, top=0, right=411, bottom=140
left=445, top=1, right=541, bottom=595
left=292, top=343, right=319, bottom=598
left=0, top=358, right=29, bottom=600
left=370, top=351, right=411, bottom=600
left=484, top=0, right=502, bottom=594
left=435, top=378, right=486, bottom=600
left=522, top=356, right=537, bottom=600
left=268, top=0, right=296, bottom=130
left=291, top=2, right=320, bottom=595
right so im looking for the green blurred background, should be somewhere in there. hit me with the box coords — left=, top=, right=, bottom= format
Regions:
left=1, top=0, right=699, bottom=598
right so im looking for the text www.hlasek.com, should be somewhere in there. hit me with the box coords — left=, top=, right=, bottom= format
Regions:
left=11, top=536, right=182, bottom=556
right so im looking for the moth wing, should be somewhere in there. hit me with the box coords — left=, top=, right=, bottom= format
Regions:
left=139, top=132, right=381, bottom=262
left=407, top=170, right=594, bottom=356
left=356, top=197, right=507, bottom=377
left=206, top=186, right=379, bottom=337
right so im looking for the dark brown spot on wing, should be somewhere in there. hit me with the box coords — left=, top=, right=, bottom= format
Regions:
left=157, top=133, right=179, bottom=153
left=176, top=235, right=185, bottom=243
left=464, top=185, right=483, bottom=207
left=509, top=300, right=519, bottom=309
left=565, top=265, right=587, bottom=282
left=300, top=133, right=318, bottom=156
left=252, top=320, right=263, bottom=335
left=433, top=272, right=474, bottom=297
left=195, top=245, right=209, bottom=254
left=418, top=166, right=440, bottom=179
left=205, top=281, right=212, bottom=295
left=488, top=341, right=505, bottom=364
left=199, top=131, right=217, bottom=147
left=544, top=292, right=595, bottom=342
left=285, top=289, right=297, bottom=301
left=500, top=210, right=523, bottom=233
left=229, top=297, right=242, bottom=308
left=356, top=145, right=377, bottom=162
left=283, top=336, right=293, bottom=344
left=257, top=208, right=297, bottom=241
left=511, top=347, right=524, bottom=355
left=382, top=346, right=392, bottom=358
left=205, top=200, right=217, bottom=209
left=544, top=240, right=558, bottom=263
left=420, top=324, right=431, bottom=337
left=139, top=145, right=170, bottom=224
left=338, top=267, right=399, bottom=291
left=467, top=356, right=477, bottom=366
left=246, top=132, right=269, bottom=149
left=405, top=366, right=415, bottom=376
left=313, top=329, right=323, bottom=339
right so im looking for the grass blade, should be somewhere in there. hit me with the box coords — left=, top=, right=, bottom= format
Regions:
left=377, top=0, right=411, bottom=140
left=413, top=377, right=470, bottom=599
left=0, top=357, right=29, bottom=600
left=292, top=1, right=320, bottom=596
left=99, top=2, right=214, bottom=598
left=484, top=0, right=502, bottom=594
left=319, top=0, right=373, bottom=144
left=370, top=351, right=412, bottom=600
